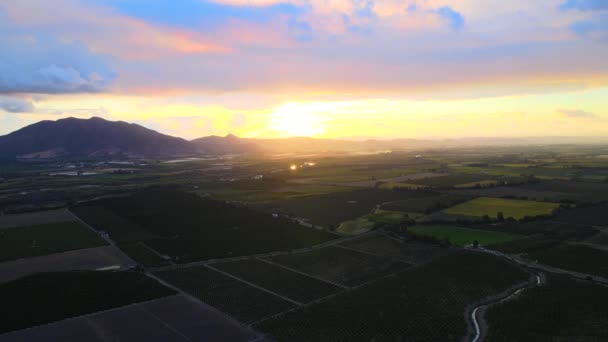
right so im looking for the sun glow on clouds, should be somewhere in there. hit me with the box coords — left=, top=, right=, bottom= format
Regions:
left=269, top=102, right=332, bottom=137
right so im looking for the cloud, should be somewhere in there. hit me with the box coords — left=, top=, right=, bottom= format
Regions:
left=560, top=0, right=608, bottom=11
left=0, top=96, right=35, bottom=113
left=0, top=17, right=116, bottom=94
left=558, top=109, right=596, bottom=118
left=436, top=6, right=464, bottom=31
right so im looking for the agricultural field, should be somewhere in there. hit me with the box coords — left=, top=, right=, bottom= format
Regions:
left=154, top=265, right=296, bottom=324
left=0, top=221, right=107, bottom=262
left=212, top=259, right=342, bottom=304
left=526, top=244, right=608, bottom=279
left=336, top=216, right=376, bottom=235
left=0, top=209, right=75, bottom=228
left=339, top=232, right=451, bottom=264
left=407, top=173, right=496, bottom=188
left=553, top=204, right=608, bottom=227
left=485, top=275, right=608, bottom=341
left=256, top=251, right=528, bottom=341
left=74, top=190, right=338, bottom=262
left=71, top=205, right=154, bottom=243
left=267, top=246, right=410, bottom=287
left=442, top=197, right=559, bottom=220
left=118, top=242, right=171, bottom=268
left=256, top=189, right=454, bottom=228
left=0, top=271, right=174, bottom=333
left=408, top=225, right=523, bottom=246
left=380, top=192, right=470, bottom=214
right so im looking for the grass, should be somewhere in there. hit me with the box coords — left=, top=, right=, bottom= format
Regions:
left=0, top=221, right=107, bottom=262
left=256, top=251, right=528, bottom=341
left=155, top=265, right=295, bottom=324
left=408, top=225, right=523, bottom=246
left=0, top=271, right=174, bottom=333
left=336, top=216, right=376, bottom=235
left=442, top=197, right=559, bottom=220
left=485, top=275, right=608, bottom=341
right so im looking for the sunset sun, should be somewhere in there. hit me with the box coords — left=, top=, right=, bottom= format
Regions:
left=269, top=102, right=328, bottom=137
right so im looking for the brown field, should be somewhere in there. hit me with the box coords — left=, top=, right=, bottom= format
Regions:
left=0, top=295, right=260, bottom=342
left=0, top=246, right=135, bottom=283
left=0, top=209, right=75, bottom=229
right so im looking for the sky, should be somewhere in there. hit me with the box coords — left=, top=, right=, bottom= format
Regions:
left=1, top=0, right=607, bottom=139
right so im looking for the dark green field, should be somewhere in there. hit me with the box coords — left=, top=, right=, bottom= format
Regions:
left=254, top=189, right=441, bottom=228
left=408, top=173, right=493, bottom=188
left=256, top=251, right=528, bottom=341
left=75, top=190, right=338, bottom=262
left=0, top=221, right=107, bottom=262
left=527, top=244, right=608, bottom=278
left=0, top=271, right=174, bottom=333
left=213, top=258, right=342, bottom=303
left=267, top=246, right=410, bottom=287
left=155, top=265, right=296, bottom=324
left=485, top=275, right=608, bottom=341
left=118, top=242, right=171, bottom=267
left=408, top=225, right=523, bottom=246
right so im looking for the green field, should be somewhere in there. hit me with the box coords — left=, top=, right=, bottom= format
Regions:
left=0, top=221, right=107, bottom=262
left=155, top=265, right=295, bottom=324
left=485, top=275, right=608, bottom=341
left=368, top=209, right=416, bottom=224
left=408, top=225, right=523, bottom=246
left=257, top=251, right=528, bottom=341
left=442, top=197, right=559, bottom=219
left=408, top=173, right=494, bottom=188
left=336, top=216, right=376, bottom=235
left=0, top=271, right=174, bottom=333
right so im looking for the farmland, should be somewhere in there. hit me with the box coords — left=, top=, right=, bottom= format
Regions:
left=2, top=145, right=608, bottom=340
left=212, top=258, right=342, bottom=303
left=267, top=245, right=410, bottom=287
left=527, top=244, right=608, bottom=279
left=442, top=197, right=559, bottom=219
left=0, top=221, right=107, bottom=262
left=408, top=225, right=523, bottom=246
left=74, top=190, right=338, bottom=262
left=0, top=271, right=174, bottom=333
left=485, top=275, right=608, bottom=341
left=256, top=251, right=528, bottom=341
left=339, top=232, right=450, bottom=264
left=154, top=265, right=296, bottom=324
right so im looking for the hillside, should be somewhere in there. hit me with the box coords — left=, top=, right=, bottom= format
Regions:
left=0, top=117, right=196, bottom=159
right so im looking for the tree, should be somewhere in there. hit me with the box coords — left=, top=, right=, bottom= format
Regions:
left=497, top=211, right=505, bottom=222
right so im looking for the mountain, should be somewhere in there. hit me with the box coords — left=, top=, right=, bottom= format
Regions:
left=0, top=117, right=196, bottom=160
left=191, top=134, right=260, bottom=155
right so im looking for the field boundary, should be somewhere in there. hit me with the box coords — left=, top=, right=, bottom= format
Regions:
left=204, top=264, right=303, bottom=306
left=256, top=257, right=349, bottom=289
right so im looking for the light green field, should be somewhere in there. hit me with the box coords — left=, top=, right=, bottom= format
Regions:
left=368, top=209, right=418, bottom=224
left=336, top=217, right=376, bottom=235
left=408, top=225, right=523, bottom=246
left=442, top=197, right=559, bottom=220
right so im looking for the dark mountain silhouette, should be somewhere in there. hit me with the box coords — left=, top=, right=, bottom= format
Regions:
left=190, top=134, right=260, bottom=154
left=0, top=117, right=196, bottom=159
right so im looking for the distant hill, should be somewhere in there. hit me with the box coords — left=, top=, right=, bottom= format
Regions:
left=0, top=117, right=196, bottom=160
left=191, top=134, right=260, bottom=155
